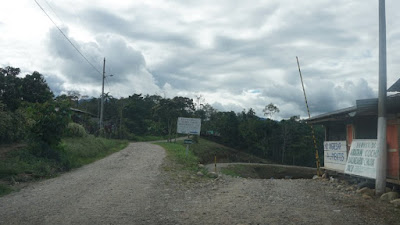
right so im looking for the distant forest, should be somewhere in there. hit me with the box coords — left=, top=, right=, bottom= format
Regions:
left=0, top=66, right=324, bottom=167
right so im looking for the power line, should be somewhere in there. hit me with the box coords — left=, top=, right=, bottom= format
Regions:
left=43, top=0, right=65, bottom=26
left=34, top=0, right=102, bottom=75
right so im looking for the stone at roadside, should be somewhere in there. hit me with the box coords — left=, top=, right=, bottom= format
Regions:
left=196, top=171, right=204, bottom=177
left=362, top=194, right=373, bottom=200
left=390, top=199, right=400, bottom=208
left=312, top=175, right=321, bottom=180
left=357, top=181, right=374, bottom=189
left=357, top=187, right=375, bottom=197
left=198, top=164, right=205, bottom=168
left=345, top=186, right=356, bottom=192
left=208, top=172, right=218, bottom=178
left=380, top=192, right=399, bottom=202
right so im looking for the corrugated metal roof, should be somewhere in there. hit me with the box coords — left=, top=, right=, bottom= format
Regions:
left=388, top=78, right=400, bottom=92
left=306, top=106, right=357, bottom=123
left=308, top=94, right=400, bottom=124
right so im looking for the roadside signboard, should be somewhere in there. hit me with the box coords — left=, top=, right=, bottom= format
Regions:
left=184, top=139, right=193, bottom=145
left=344, top=139, right=378, bottom=179
left=323, top=141, right=347, bottom=172
left=177, top=117, right=201, bottom=135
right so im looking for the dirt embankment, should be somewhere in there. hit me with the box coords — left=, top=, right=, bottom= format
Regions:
left=1, top=142, right=399, bottom=225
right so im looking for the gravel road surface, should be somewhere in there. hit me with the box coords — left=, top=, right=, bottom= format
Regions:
left=1, top=142, right=399, bottom=225
left=0, top=142, right=166, bottom=225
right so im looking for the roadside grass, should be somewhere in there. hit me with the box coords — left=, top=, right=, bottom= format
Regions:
left=132, top=135, right=167, bottom=142
left=156, top=137, right=272, bottom=180
left=62, top=136, right=129, bottom=168
left=190, top=138, right=272, bottom=164
left=0, top=184, right=13, bottom=197
left=156, top=141, right=199, bottom=172
left=0, top=136, right=128, bottom=196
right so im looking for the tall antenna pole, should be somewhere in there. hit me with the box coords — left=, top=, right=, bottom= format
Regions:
left=296, top=56, right=321, bottom=176
left=376, top=0, right=387, bottom=195
left=100, top=57, right=105, bottom=130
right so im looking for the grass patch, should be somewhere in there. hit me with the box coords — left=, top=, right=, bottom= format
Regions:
left=0, top=183, right=14, bottom=197
left=190, top=138, right=272, bottom=164
left=62, top=136, right=129, bottom=168
left=0, top=136, right=128, bottom=197
left=156, top=141, right=199, bottom=172
left=132, top=135, right=167, bottom=142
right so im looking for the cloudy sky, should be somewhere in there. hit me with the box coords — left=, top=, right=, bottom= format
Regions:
left=1, top=0, right=399, bottom=119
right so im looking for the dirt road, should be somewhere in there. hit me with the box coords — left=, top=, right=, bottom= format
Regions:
left=1, top=142, right=399, bottom=225
left=0, top=142, right=166, bottom=225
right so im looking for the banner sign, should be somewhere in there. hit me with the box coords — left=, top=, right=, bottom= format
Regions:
left=344, top=139, right=378, bottom=179
left=177, top=117, right=201, bottom=135
left=324, top=141, right=347, bottom=172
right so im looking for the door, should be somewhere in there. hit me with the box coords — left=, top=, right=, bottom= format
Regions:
left=346, top=124, right=354, bottom=153
left=386, top=123, right=399, bottom=179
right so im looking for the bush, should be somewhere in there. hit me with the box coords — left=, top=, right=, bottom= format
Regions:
left=25, top=100, right=71, bottom=146
left=0, top=102, right=27, bottom=144
left=64, top=123, right=88, bottom=137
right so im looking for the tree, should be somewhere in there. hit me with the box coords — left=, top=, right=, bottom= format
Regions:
left=0, top=66, right=22, bottom=111
left=263, top=103, right=280, bottom=119
left=21, top=71, right=53, bottom=103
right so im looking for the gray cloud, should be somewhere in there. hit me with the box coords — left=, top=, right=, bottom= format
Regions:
left=6, top=0, right=400, bottom=120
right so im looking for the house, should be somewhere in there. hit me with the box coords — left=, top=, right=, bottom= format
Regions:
left=307, top=92, right=400, bottom=185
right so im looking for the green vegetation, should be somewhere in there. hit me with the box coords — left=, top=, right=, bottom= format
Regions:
left=0, top=184, right=13, bottom=197
left=62, top=136, right=128, bottom=168
left=1, top=65, right=324, bottom=174
left=132, top=135, right=168, bottom=142
left=157, top=141, right=199, bottom=172
left=190, top=138, right=271, bottom=164
left=0, top=136, right=128, bottom=196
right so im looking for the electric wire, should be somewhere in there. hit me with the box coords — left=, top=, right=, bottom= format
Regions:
left=43, top=0, right=65, bottom=27
left=34, top=0, right=102, bottom=75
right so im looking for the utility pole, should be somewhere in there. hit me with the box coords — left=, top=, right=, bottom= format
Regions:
left=376, top=0, right=387, bottom=195
left=100, top=57, right=105, bottom=129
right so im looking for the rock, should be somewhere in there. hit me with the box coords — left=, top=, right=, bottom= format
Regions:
left=380, top=192, right=399, bottom=202
left=208, top=172, right=218, bottom=178
left=196, top=171, right=204, bottom=177
left=198, top=164, right=205, bottom=168
left=357, top=187, right=375, bottom=197
left=312, top=175, right=320, bottom=180
left=321, top=173, right=328, bottom=179
left=362, top=194, right=373, bottom=200
left=336, top=185, right=343, bottom=189
left=357, top=181, right=374, bottom=189
left=390, top=199, right=400, bottom=208
left=329, top=177, right=337, bottom=183
left=345, top=186, right=356, bottom=192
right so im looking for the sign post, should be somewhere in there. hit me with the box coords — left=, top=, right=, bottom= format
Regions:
left=177, top=117, right=201, bottom=156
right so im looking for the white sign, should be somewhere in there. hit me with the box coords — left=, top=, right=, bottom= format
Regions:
left=177, top=117, right=201, bottom=135
left=344, top=139, right=378, bottom=179
left=324, top=141, right=347, bottom=172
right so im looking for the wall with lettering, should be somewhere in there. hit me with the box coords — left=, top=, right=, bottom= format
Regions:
left=344, top=139, right=378, bottom=179
left=324, top=141, right=347, bottom=172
